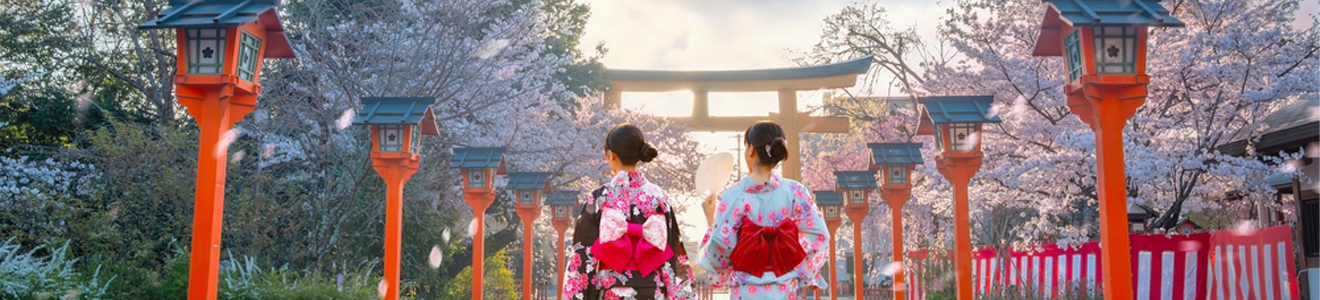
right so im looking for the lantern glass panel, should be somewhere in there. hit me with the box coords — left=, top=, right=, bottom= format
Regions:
left=1093, top=26, right=1139, bottom=74
left=848, top=190, right=866, bottom=204
left=520, top=191, right=535, bottom=205
left=378, top=125, right=404, bottom=152
left=555, top=207, right=568, bottom=218
left=932, top=124, right=945, bottom=151
left=410, top=125, right=421, bottom=154
left=950, top=123, right=977, bottom=151
left=1064, top=29, right=1083, bottom=81
left=887, top=165, right=908, bottom=184
left=236, top=32, right=261, bottom=82
left=467, top=168, right=486, bottom=189
left=825, top=206, right=838, bottom=218
left=186, top=28, right=226, bottom=74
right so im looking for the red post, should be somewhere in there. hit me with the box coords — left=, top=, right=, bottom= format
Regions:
left=466, top=191, right=495, bottom=300
left=825, top=218, right=841, bottom=300
left=178, top=86, right=250, bottom=300
left=372, top=163, right=417, bottom=300
left=844, top=204, right=868, bottom=299
left=1067, top=84, right=1146, bottom=300
left=517, top=206, right=540, bottom=300
left=882, top=187, right=911, bottom=300
left=936, top=153, right=983, bottom=300
left=552, top=216, right=570, bottom=300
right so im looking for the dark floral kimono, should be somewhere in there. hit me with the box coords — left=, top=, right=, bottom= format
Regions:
left=563, top=171, right=695, bottom=300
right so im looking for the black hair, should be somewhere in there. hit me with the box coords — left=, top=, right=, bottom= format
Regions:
left=604, top=123, right=658, bottom=165
left=745, top=121, right=788, bottom=166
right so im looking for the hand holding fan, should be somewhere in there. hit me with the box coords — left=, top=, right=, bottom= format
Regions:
left=693, top=152, right=735, bottom=197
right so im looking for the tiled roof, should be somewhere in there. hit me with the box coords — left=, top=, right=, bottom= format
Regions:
left=138, top=0, right=294, bottom=59
left=835, top=171, right=878, bottom=189
left=869, top=143, right=925, bottom=165
left=354, top=97, right=439, bottom=135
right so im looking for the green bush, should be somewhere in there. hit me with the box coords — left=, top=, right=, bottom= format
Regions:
left=441, top=249, right=518, bottom=300
left=217, top=254, right=378, bottom=300
left=0, top=239, right=114, bottom=300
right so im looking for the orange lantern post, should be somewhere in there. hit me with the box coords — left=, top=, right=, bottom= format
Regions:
left=354, top=97, right=440, bottom=300
left=835, top=171, right=877, bottom=298
left=814, top=191, right=845, bottom=300
left=1030, top=2, right=1183, bottom=300
left=867, top=143, right=924, bottom=300
left=452, top=148, right=508, bottom=300
left=138, top=2, right=295, bottom=299
left=916, top=96, right=1000, bottom=300
left=545, top=191, right=581, bottom=300
left=508, top=172, right=553, bottom=300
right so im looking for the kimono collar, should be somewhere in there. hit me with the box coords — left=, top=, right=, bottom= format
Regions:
left=610, top=171, right=648, bottom=189
left=740, top=174, right=782, bottom=194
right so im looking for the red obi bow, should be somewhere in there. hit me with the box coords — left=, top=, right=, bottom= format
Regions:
left=729, top=217, right=806, bottom=276
left=590, top=211, right=673, bottom=276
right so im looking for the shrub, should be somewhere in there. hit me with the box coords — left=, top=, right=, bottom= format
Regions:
left=0, top=239, right=113, bottom=299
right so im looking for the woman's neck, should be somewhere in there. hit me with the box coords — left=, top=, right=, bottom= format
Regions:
left=614, top=165, right=638, bottom=174
left=749, top=168, right=773, bottom=184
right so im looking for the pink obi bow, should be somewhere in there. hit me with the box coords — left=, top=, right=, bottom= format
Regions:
left=589, top=209, right=673, bottom=276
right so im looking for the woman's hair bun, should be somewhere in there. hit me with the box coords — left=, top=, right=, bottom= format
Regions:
left=745, top=121, right=789, bottom=166
left=639, top=144, right=659, bottom=163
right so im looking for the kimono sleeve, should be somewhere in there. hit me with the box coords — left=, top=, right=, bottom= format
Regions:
left=788, top=182, right=830, bottom=289
left=696, top=189, right=744, bottom=286
left=563, top=188, right=603, bottom=300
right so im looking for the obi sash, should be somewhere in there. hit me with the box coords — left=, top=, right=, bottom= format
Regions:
left=589, top=210, right=673, bottom=276
left=728, top=217, right=806, bottom=276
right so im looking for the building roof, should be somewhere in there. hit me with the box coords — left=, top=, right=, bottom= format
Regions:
left=505, top=172, right=552, bottom=191
left=354, top=97, right=439, bottom=135
left=814, top=191, right=844, bottom=206
left=835, top=171, right=878, bottom=189
left=138, top=0, right=295, bottom=59
left=1219, top=97, right=1319, bottom=156
left=605, top=55, right=873, bottom=92
left=1032, top=0, right=1184, bottom=56
left=868, top=143, right=925, bottom=166
left=450, top=147, right=506, bottom=172
left=544, top=191, right=580, bottom=206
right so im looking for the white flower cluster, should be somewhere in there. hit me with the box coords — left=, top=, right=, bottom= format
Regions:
left=0, top=72, right=44, bottom=95
left=0, top=156, right=100, bottom=201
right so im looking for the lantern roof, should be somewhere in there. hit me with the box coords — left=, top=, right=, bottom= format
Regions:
left=138, top=0, right=295, bottom=59
left=451, top=147, right=507, bottom=174
left=918, top=96, right=1002, bottom=124
left=813, top=191, right=844, bottom=206
left=868, top=143, right=924, bottom=166
left=1032, top=0, right=1183, bottom=56
left=505, top=172, right=553, bottom=191
left=544, top=191, right=580, bottom=207
left=834, top=171, right=878, bottom=190
left=354, top=97, right=440, bottom=136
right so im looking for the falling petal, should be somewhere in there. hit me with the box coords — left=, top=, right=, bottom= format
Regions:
left=880, top=261, right=903, bottom=276
left=1309, top=107, right=1320, bottom=120
left=986, top=105, right=999, bottom=119
left=835, top=27, right=849, bottom=42
left=1012, top=95, right=1028, bottom=114
left=262, top=144, right=277, bottom=159
left=214, top=128, right=241, bottom=158
left=230, top=150, right=245, bottom=163
left=336, top=109, right=355, bottom=130
left=63, top=289, right=82, bottom=299
left=1234, top=220, right=1256, bottom=233
left=495, top=65, right=519, bottom=80
left=442, top=228, right=451, bottom=243
left=472, top=39, right=511, bottom=59
left=378, top=278, right=388, bottom=298
left=1179, top=240, right=1202, bottom=252
left=965, top=132, right=981, bottom=148
left=467, top=219, right=478, bottom=238
left=1307, top=142, right=1318, bottom=157
left=428, top=245, right=443, bottom=269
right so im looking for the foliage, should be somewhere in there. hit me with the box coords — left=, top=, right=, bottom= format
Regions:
left=217, top=254, right=379, bottom=300
left=0, top=239, right=114, bottom=300
left=441, top=249, right=518, bottom=300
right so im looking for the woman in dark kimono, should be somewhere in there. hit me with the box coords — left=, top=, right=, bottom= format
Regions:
left=563, top=124, right=695, bottom=300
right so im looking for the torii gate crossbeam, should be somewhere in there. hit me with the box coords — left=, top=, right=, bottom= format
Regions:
left=603, top=55, right=874, bottom=180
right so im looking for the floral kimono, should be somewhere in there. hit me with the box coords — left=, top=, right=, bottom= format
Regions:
left=563, top=171, right=695, bottom=300
left=698, top=175, right=829, bottom=300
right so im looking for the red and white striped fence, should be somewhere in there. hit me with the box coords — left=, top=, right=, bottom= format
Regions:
left=905, top=226, right=1300, bottom=300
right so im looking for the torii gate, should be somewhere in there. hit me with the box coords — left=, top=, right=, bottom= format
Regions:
left=603, top=55, right=873, bottom=180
